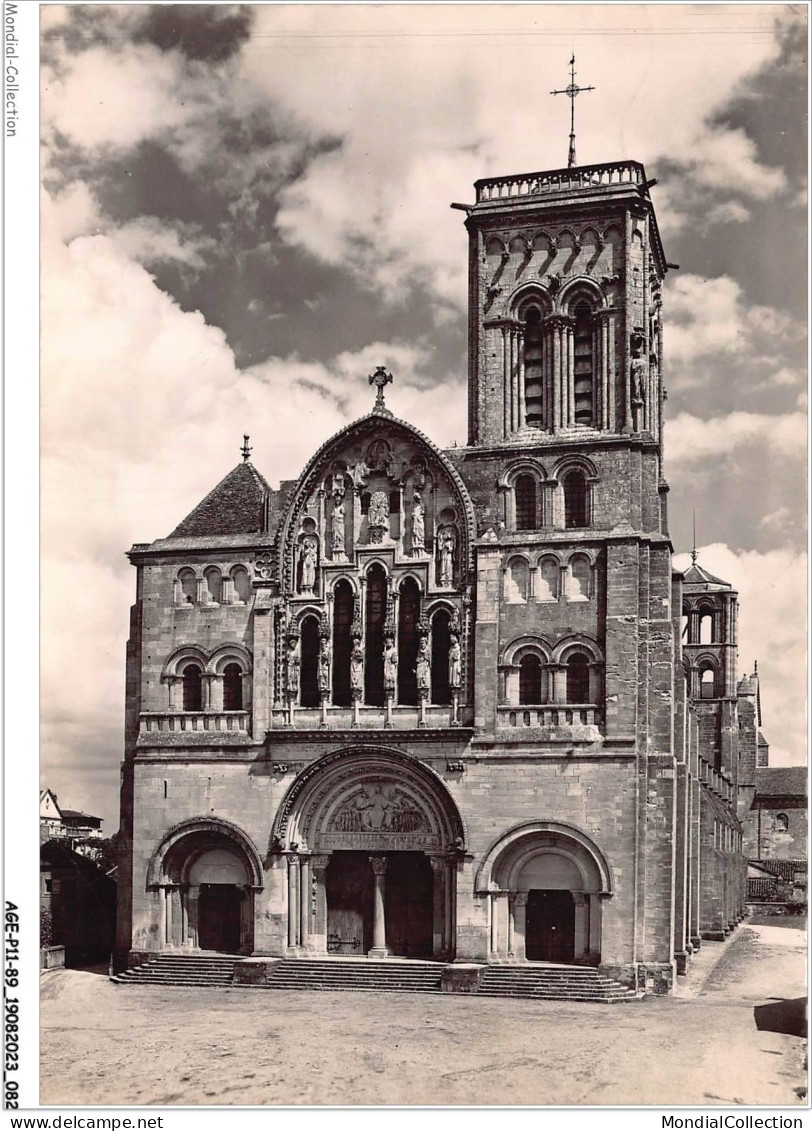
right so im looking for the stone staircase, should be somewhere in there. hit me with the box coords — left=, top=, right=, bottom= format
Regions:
left=257, top=958, right=445, bottom=995
left=477, top=964, right=640, bottom=1003
left=111, top=954, right=641, bottom=1002
left=111, top=953, right=242, bottom=987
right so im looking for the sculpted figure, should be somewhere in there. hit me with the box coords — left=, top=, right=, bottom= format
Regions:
left=411, top=491, right=425, bottom=555
left=439, top=529, right=455, bottom=587
left=416, top=636, right=431, bottom=695
left=300, top=537, right=317, bottom=592
left=317, top=636, right=331, bottom=695
left=383, top=634, right=398, bottom=695
left=630, top=355, right=647, bottom=404
left=331, top=498, right=346, bottom=557
left=448, top=633, right=462, bottom=690
left=350, top=638, right=364, bottom=698
left=352, top=459, right=369, bottom=490
left=286, top=639, right=301, bottom=699
left=368, top=490, right=389, bottom=527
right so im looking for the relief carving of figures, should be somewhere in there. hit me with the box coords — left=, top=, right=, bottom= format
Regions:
left=331, top=496, right=346, bottom=560
left=366, top=437, right=393, bottom=474
left=317, top=635, right=331, bottom=696
left=350, top=638, right=364, bottom=699
left=438, top=528, right=456, bottom=587
left=411, top=491, right=425, bottom=556
left=448, top=633, right=462, bottom=690
left=300, top=536, right=318, bottom=593
left=352, top=459, right=369, bottom=490
left=286, top=637, right=301, bottom=699
left=383, top=634, right=398, bottom=696
left=630, top=355, right=647, bottom=404
left=330, top=783, right=425, bottom=834
left=416, top=636, right=431, bottom=695
left=368, top=489, right=390, bottom=544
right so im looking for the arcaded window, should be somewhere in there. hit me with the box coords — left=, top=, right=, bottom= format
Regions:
left=537, top=557, right=559, bottom=601
left=573, top=302, right=595, bottom=425
left=505, top=558, right=529, bottom=603
left=178, top=568, right=196, bottom=605
left=223, top=662, right=243, bottom=711
left=563, top=470, right=588, bottom=529
left=299, top=616, right=320, bottom=708
left=700, top=667, right=716, bottom=699
left=774, top=813, right=789, bottom=832
left=566, top=653, right=590, bottom=704
left=182, top=664, right=203, bottom=711
left=365, top=564, right=387, bottom=706
left=570, top=555, right=591, bottom=600
left=699, top=611, right=713, bottom=645
left=515, top=474, right=537, bottom=531
left=431, top=608, right=452, bottom=706
left=204, top=567, right=222, bottom=605
left=519, top=654, right=543, bottom=705
left=523, top=307, right=544, bottom=428
left=332, top=581, right=354, bottom=707
left=232, top=566, right=251, bottom=604
left=398, top=577, right=421, bottom=706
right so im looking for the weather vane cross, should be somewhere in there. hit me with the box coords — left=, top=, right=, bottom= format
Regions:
left=369, top=365, right=394, bottom=413
left=551, top=54, right=595, bottom=169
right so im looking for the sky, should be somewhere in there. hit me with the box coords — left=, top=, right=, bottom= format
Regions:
left=39, top=3, right=808, bottom=830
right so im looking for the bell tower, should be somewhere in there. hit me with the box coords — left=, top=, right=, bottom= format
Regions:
left=463, top=162, right=668, bottom=449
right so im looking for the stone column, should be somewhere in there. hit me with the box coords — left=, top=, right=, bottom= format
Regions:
left=607, top=312, right=617, bottom=432
left=551, top=664, right=567, bottom=704
left=588, top=894, right=602, bottom=959
left=209, top=675, right=224, bottom=712
left=501, top=324, right=510, bottom=437
left=430, top=856, right=446, bottom=958
left=573, top=893, right=588, bottom=960
left=195, top=576, right=205, bottom=606
left=310, top=855, right=330, bottom=954
left=167, top=676, right=182, bottom=711
left=507, top=893, right=516, bottom=959
left=186, top=884, right=199, bottom=948
left=488, top=892, right=499, bottom=957
left=201, top=673, right=213, bottom=712
left=514, top=892, right=528, bottom=962
left=517, top=330, right=526, bottom=428
left=510, top=327, right=520, bottom=433
left=286, top=854, right=300, bottom=950
left=299, top=856, right=310, bottom=950
left=221, top=575, right=235, bottom=605
left=552, top=321, right=561, bottom=432
left=369, top=856, right=389, bottom=958
left=173, top=578, right=183, bottom=606
left=528, top=565, right=538, bottom=602
left=445, top=859, right=456, bottom=958
left=565, top=321, right=575, bottom=426
left=180, top=885, right=189, bottom=948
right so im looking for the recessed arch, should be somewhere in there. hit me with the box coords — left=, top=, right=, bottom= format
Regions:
left=475, top=820, right=613, bottom=895
left=147, top=817, right=264, bottom=889
left=208, top=642, right=252, bottom=675
left=271, top=746, right=466, bottom=854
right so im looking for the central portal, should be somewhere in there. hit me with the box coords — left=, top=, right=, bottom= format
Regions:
left=325, top=851, right=433, bottom=958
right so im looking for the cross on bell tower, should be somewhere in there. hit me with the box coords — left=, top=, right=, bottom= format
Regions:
left=369, top=365, right=394, bottom=414
left=551, top=54, right=595, bottom=168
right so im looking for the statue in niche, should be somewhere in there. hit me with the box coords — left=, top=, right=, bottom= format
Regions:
left=368, top=489, right=390, bottom=544
left=416, top=637, right=431, bottom=695
left=366, top=437, right=393, bottom=473
left=317, top=635, right=331, bottom=696
left=438, top=528, right=456, bottom=587
left=300, top=537, right=318, bottom=593
left=383, top=634, right=398, bottom=696
left=630, top=355, right=647, bottom=404
left=350, top=638, right=364, bottom=699
left=331, top=496, right=346, bottom=559
left=448, top=633, right=462, bottom=690
left=411, top=491, right=425, bottom=556
left=286, top=637, right=301, bottom=699
left=352, top=459, right=370, bottom=490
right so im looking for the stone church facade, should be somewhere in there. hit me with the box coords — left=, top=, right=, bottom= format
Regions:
left=116, top=157, right=754, bottom=993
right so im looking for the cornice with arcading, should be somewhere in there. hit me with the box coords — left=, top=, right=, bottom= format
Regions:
left=275, top=412, right=478, bottom=591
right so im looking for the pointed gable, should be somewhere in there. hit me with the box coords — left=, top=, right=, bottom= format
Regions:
left=170, top=462, right=271, bottom=538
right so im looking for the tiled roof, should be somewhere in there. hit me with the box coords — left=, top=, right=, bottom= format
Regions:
left=755, top=766, right=807, bottom=798
left=170, top=462, right=270, bottom=538
left=681, top=562, right=732, bottom=590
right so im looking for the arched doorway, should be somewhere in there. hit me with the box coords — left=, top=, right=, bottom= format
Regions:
left=148, top=819, right=264, bottom=955
left=273, top=747, right=465, bottom=960
left=475, top=821, right=612, bottom=965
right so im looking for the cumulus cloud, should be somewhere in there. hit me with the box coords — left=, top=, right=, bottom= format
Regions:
left=667, top=410, right=806, bottom=463
left=674, top=545, right=807, bottom=767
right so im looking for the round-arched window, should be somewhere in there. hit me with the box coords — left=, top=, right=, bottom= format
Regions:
left=519, top=655, right=543, bottom=705
left=182, top=664, right=203, bottom=712
left=566, top=653, right=590, bottom=704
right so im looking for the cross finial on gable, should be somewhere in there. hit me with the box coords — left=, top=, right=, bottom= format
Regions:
left=241, top=434, right=252, bottom=462
left=369, top=366, right=394, bottom=414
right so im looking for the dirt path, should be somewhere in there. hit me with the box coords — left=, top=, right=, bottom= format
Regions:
left=40, top=924, right=806, bottom=1106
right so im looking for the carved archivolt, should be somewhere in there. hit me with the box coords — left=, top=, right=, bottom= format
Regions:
left=474, top=820, right=613, bottom=895
left=271, top=746, right=466, bottom=853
